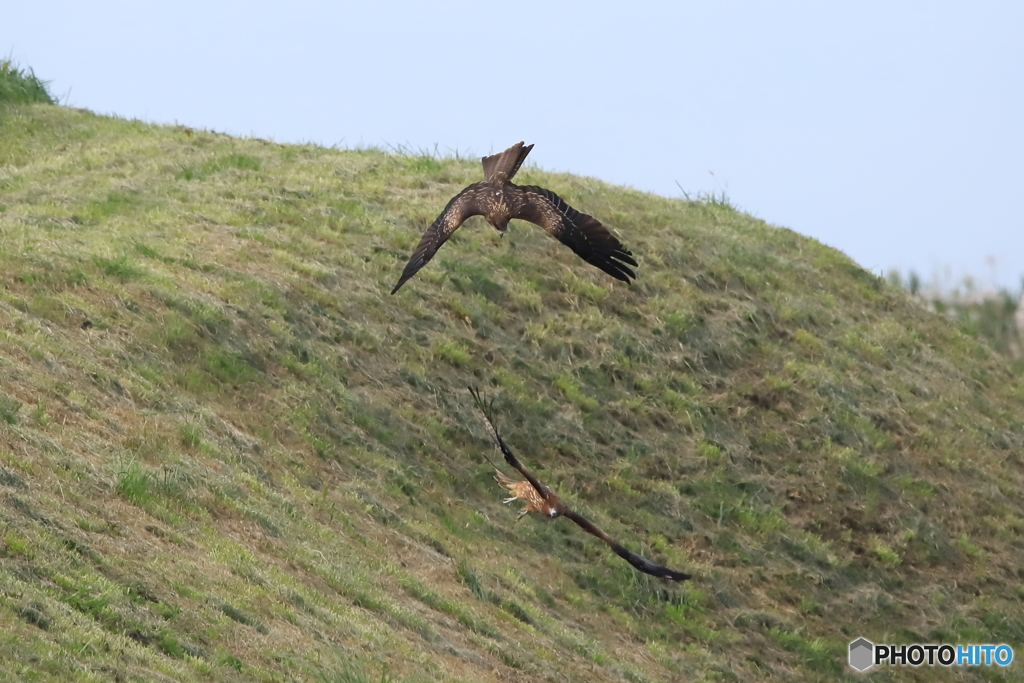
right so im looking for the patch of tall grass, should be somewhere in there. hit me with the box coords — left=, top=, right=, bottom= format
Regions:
left=0, top=59, right=56, bottom=106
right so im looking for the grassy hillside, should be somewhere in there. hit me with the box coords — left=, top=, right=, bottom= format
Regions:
left=1, top=103, right=1023, bottom=683
left=889, top=271, right=1024, bottom=369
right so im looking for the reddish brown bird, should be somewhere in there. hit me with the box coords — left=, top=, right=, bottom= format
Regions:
left=469, top=387, right=691, bottom=582
left=391, top=142, right=638, bottom=294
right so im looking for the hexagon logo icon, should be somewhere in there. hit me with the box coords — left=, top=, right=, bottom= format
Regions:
left=849, top=638, right=874, bottom=671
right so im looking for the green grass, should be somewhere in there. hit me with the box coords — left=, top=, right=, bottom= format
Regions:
left=1, top=100, right=1023, bottom=682
left=890, top=269, right=1023, bottom=371
left=0, top=59, right=56, bottom=106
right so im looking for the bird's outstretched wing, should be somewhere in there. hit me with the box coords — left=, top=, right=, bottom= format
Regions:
left=481, top=142, right=534, bottom=183
left=564, top=510, right=692, bottom=581
left=468, top=387, right=691, bottom=582
left=468, top=387, right=550, bottom=501
left=512, top=185, right=638, bottom=283
left=391, top=185, right=488, bottom=294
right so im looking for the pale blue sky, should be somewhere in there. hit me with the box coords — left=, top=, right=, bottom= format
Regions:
left=6, top=1, right=1023, bottom=289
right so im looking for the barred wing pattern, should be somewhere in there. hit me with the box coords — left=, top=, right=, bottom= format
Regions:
left=390, top=185, right=487, bottom=294
left=513, top=185, right=638, bottom=283
left=469, top=387, right=552, bottom=502
left=391, top=142, right=639, bottom=293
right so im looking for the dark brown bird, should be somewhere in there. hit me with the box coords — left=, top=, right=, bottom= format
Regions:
left=468, top=387, right=691, bottom=582
left=391, top=142, right=638, bottom=294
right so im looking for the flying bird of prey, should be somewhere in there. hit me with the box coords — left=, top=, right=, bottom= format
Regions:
left=468, top=387, right=691, bottom=582
left=390, top=142, right=637, bottom=294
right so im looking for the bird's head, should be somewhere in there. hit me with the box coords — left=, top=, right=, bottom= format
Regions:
left=488, top=217, right=510, bottom=235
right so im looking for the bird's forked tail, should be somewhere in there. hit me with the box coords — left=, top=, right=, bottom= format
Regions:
left=481, top=141, right=534, bottom=183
